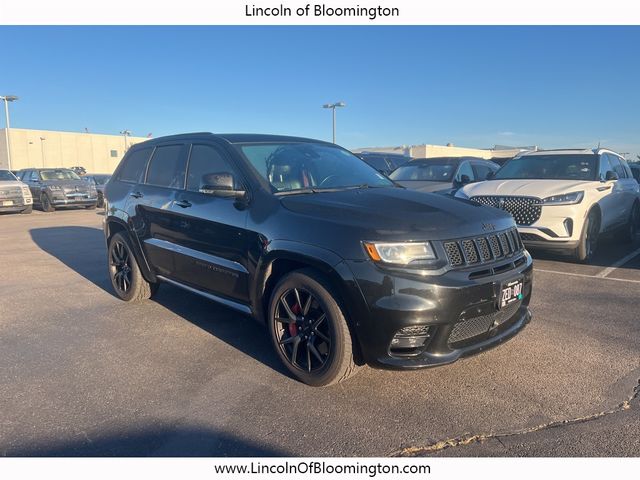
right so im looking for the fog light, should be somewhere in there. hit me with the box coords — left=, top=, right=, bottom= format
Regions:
left=390, top=325, right=433, bottom=356
left=563, top=218, right=573, bottom=237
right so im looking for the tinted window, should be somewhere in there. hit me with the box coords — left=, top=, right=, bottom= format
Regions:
left=598, top=154, right=614, bottom=179
left=630, top=165, right=640, bottom=182
left=473, top=163, right=495, bottom=180
left=495, top=154, right=598, bottom=181
left=40, top=169, right=80, bottom=180
left=186, top=144, right=241, bottom=192
left=362, top=156, right=390, bottom=172
left=0, top=170, right=17, bottom=181
left=608, top=155, right=627, bottom=179
left=390, top=162, right=457, bottom=181
left=145, top=145, right=186, bottom=188
left=119, top=148, right=152, bottom=183
left=455, top=162, right=476, bottom=182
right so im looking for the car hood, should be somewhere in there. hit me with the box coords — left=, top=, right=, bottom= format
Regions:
left=461, top=179, right=596, bottom=199
left=279, top=187, right=514, bottom=241
left=395, top=180, right=452, bottom=193
left=0, top=180, right=27, bottom=189
left=41, top=179, right=89, bottom=188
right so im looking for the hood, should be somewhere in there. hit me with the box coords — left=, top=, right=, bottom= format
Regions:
left=41, top=179, right=89, bottom=188
left=279, top=187, right=514, bottom=241
left=0, top=180, right=28, bottom=190
left=461, top=179, right=595, bottom=199
left=395, top=180, right=453, bottom=194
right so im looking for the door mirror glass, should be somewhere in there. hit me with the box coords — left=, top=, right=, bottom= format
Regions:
left=605, top=170, right=619, bottom=181
left=199, top=172, right=246, bottom=198
left=459, top=174, right=471, bottom=185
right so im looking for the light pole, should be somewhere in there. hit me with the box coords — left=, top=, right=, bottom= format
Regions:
left=322, top=101, right=345, bottom=143
left=120, top=130, right=131, bottom=153
left=40, top=137, right=46, bottom=167
left=1, top=95, right=19, bottom=170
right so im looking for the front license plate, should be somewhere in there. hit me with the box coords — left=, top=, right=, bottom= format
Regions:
left=500, top=277, right=524, bottom=309
left=1, top=200, right=13, bottom=206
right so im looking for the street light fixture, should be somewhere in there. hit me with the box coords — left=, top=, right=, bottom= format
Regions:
left=1, top=95, right=19, bottom=170
left=322, top=101, right=346, bottom=144
left=120, top=130, right=132, bottom=152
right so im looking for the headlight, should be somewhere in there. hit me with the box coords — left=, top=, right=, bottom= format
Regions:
left=542, top=191, right=584, bottom=205
left=48, top=185, right=62, bottom=191
left=21, top=186, right=31, bottom=197
left=363, top=241, right=436, bottom=264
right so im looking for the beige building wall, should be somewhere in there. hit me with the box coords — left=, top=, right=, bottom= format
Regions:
left=353, top=144, right=529, bottom=160
left=0, top=128, right=149, bottom=173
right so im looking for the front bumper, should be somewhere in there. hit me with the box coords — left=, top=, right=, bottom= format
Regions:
left=517, top=204, right=585, bottom=251
left=50, top=195, right=98, bottom=207
left=344, top=251, right=533, bottom=369
left=0, top=196, right=31, bottom=212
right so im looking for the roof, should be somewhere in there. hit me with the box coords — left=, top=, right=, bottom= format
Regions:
left=521, top=147, right=623, bottom=157
left=141, top=132, right=332, bottom=145
left=409, top=156, right=485, bottom=164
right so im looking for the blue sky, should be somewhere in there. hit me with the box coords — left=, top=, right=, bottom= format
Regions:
left=1, top=26, right=639, bottom=157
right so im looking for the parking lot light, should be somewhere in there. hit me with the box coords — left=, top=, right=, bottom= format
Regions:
left=322, top=101, right=346, bottom=143
left=1, top=94, right=19, bottom=170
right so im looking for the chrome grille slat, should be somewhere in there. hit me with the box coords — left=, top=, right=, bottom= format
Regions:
left=470, top=195, right=542, bottom=226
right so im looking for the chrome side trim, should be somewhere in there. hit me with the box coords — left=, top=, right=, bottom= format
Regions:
left=145, top=237, right=249, bottom=274
left=156, top=275, right=252, bottom=315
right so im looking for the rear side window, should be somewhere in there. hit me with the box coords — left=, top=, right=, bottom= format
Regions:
left=473, top=163, right=495, bottom=181
left=145, top=145, right=186, bottom=188
left=119, top=148, right=152, bottom=183
left=186, top=144, right=242, bottom=192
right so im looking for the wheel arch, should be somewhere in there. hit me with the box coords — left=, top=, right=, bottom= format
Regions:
left=105, top=216, right=157, bottom=283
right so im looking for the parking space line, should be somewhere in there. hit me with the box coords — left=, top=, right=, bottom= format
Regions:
left=534, top=268, right=640, bottom=284
left=594, top=247, right=640, bottom=278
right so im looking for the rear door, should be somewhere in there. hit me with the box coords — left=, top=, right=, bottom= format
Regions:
left=597, top=154, right=625, bottom=229
left=610, top=155, right=638, bottom=223
left=165, top=142, right=250, bottom=304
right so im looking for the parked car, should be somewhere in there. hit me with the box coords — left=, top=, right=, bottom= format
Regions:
left=18, top=168, right=98, bottom=212
left=70, top=166, right=87, bottom=176
left=457, top=148, right=640, bottom=263
left=104, top=133, right=533, bottom=386
left=629, top=163, right=640, bottom=183
left=390, top=157, right=499, bottom=195
left=356, top=152, right=411, bottom=176
left=83, top=174, right=111, bottom=208
left=0, top=169, right=33, bottom=214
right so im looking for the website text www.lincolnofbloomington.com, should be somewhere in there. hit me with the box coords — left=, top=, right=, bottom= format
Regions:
left=213, top=461, right=431, bottom=477
left=245, top=4, right=400, bottom=20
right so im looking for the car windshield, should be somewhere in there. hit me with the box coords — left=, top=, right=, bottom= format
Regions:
left=238, top=142, right=394, bottom=193
left=494, top=154, right=598, bottom=181
left=389, top=162, right=457, bottom=182
left=92, top=175, right=110, bottom=185
left=40, top=169, right=81, bottom=181
left=0, top=170, right=17, bottom=181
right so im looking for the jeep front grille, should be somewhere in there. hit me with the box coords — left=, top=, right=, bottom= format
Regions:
left=470, top=196, right=542, bottom=226
left=442, top=227, right=523, bottom=268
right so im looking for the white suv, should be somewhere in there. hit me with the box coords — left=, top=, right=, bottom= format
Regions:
left=0, top=169, right=33, bottom=214
left=456, top=149, right=640, bottom=262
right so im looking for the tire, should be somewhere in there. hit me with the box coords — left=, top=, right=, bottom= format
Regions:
left=267, top=268, right=360, bottom=387
left=21, top=205, right=33, bottom=214
left=40, top=193, right=54, bottom=212
left=620, top=202, right=640, bottom=244
left=107, top=232, right=158, bottom=302
left=574, top=209, right=600, bottom=263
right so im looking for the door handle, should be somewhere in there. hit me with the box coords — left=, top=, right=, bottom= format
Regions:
left=174, top=199, right=192, bottom=208
left=130, top=191, right=144, bottom=198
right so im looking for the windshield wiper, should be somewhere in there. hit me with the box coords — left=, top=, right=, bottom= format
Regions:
left=274, top=187, right=320, bottom=196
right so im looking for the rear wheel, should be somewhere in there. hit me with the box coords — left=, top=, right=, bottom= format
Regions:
left=21, top=205, right=33, bottom=214
left=574, top=210, right=599, bottom=263
left=267, top=269, right=360, bottom=387
left=40, top=193, right=54, bottom=212
left=108, top=232, right=158, bottom=302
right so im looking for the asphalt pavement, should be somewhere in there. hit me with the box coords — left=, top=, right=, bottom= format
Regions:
left=0, top=209, right=638, bottom=456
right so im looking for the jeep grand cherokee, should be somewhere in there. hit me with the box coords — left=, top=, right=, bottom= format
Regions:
left=104, top=133, right=533, bottom=386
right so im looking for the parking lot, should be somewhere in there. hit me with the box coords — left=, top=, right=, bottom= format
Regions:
left=1, top=209, right=639, bottom=457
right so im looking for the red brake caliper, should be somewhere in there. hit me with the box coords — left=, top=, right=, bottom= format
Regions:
left=288, top=302, right=301, bottom=337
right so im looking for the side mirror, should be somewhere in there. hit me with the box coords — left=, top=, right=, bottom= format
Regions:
left=605, top=170, right=619, bottom=181
left=199, top=172, right=246, bottom=199
left=486, top=171, right=496, bottom=180
left=460, top=174, right=471, bottom=185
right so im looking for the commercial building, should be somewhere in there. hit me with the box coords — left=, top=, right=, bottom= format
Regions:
left=352, top=143, right=537, bottom=160
left=0, top=128, right=150, bottom=173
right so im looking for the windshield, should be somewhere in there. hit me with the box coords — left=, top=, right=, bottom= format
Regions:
left=389, top=162, right=457, bottom=182
left=495, top=154, right=598, bottom=181
left=92, top=175, right=110, bottom=185
left=40, top=169, right=81, bottom=181
left=0, top=170, right=17, bottom=181
left=238, top=143, right=394, bottom=193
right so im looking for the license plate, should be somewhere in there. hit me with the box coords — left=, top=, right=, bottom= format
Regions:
left=500, top=277, right=524, bottom=309
left=1, top=200, right=13, bottom=206
left=67, top=193, right=87, bottom=198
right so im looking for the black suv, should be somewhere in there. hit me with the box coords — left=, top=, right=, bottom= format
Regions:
left=104, top=133, right=533, bottom=386
left=19, top=168, right=98, bottom=211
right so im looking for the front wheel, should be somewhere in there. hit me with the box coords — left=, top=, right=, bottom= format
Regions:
left=620, top=202, right=640, bottom=244
left=267, top=269, right=360, bottom=387
left=40, top=193, right=54, bottom=212
left=21, top=205, right=33, bottom=214
left=108, top=232, right=158, bottom=302
left=574, top=210, right=599, bottom=263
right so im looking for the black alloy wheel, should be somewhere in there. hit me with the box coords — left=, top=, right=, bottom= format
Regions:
left=274, top=287, right=332, bottom=373
left=41, top=193, right=54, bottom=212
left=107, top=232, right=157, bottom=302
left=109, top=238, right=133, bottom=295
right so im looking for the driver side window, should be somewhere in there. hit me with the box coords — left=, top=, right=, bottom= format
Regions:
left=455, top=162, right=475, bottom=183
left=186, top=144, right=243, bottom=192
left=598, top=154, right=614, bottom=180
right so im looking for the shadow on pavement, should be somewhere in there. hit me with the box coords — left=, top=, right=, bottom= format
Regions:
left=29, top=226, right=288, bottom=378
left=7, top=426, right=287, bottom=456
